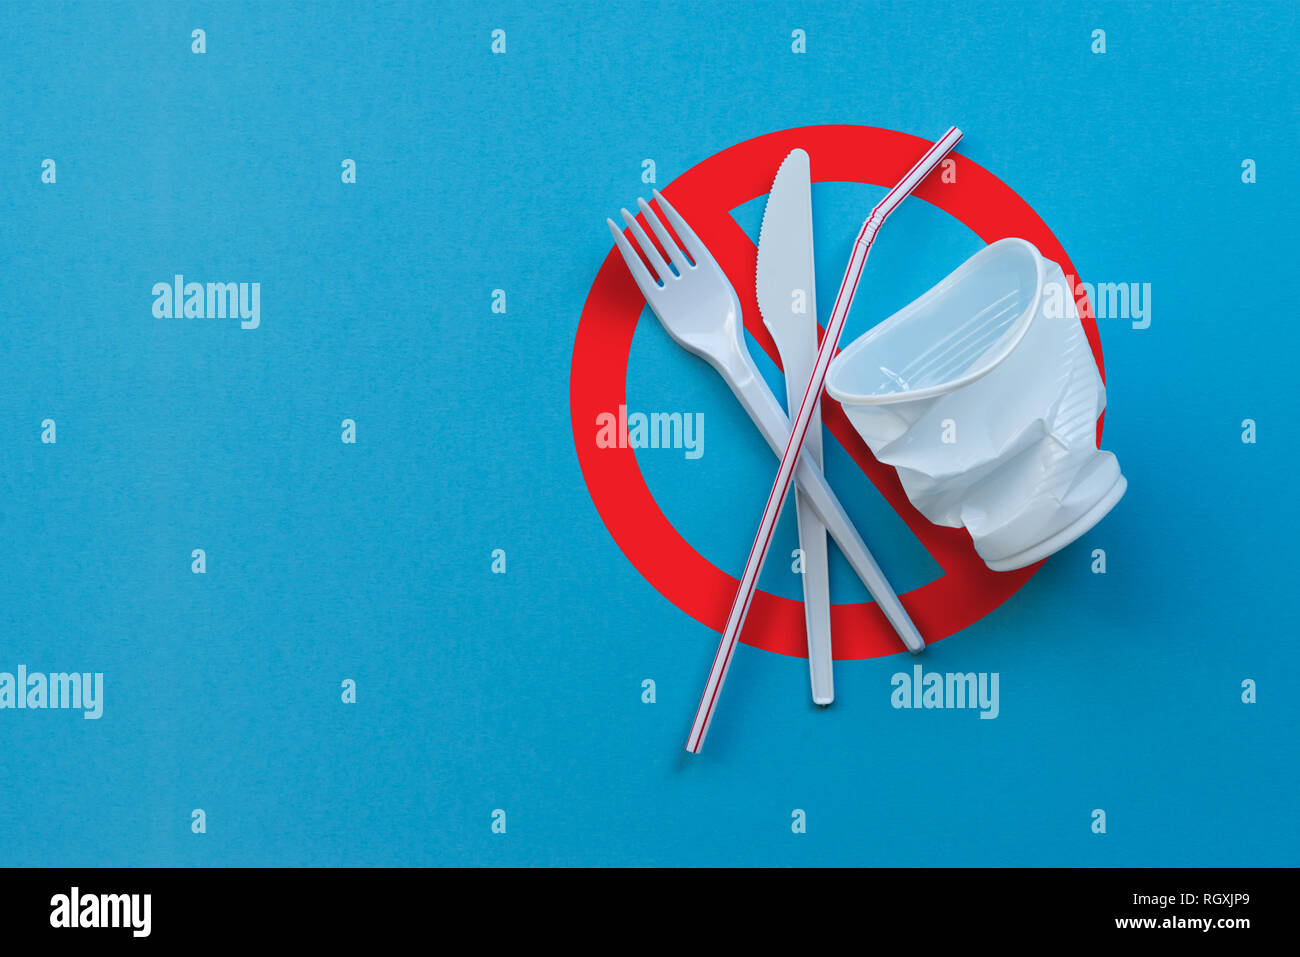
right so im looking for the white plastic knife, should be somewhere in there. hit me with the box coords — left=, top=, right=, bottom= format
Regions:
left=756, top=148, right=833, bottom=705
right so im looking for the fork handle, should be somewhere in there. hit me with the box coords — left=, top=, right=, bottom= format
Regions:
left=729, top=368, right=925, bottom=654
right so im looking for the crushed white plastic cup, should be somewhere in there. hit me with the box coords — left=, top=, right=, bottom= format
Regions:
left=826, top=238, right=1127, bottom=571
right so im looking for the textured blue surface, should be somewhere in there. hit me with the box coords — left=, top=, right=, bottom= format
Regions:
left=0, top=1, right=1295, bottom=866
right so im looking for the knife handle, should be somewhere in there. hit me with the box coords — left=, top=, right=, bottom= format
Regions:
left=792, top=497, right=835, bottom=703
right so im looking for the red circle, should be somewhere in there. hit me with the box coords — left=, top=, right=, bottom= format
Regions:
left=570, top=125, right=1104, bottom=659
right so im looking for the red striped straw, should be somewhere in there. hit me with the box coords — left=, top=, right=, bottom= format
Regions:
left=686, top=126, right=964, bottom=754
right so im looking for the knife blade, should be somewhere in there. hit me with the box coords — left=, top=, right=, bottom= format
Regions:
left=756, top=148, right=833, bottom=705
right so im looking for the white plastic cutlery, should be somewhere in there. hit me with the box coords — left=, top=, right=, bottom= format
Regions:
left=756, top=148, right=834, bottom=705
left=605, top=192, right=923, bottom=660
left=687, top=127, right=964, bottom=754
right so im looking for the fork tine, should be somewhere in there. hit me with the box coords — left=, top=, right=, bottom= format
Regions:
left=651, top=189, right=714, bottom=268
left=620, top=208, right=673, bottom=282
left=607, top=218, right=659, bottom=296
left=638, top=197, right=692, bottom=272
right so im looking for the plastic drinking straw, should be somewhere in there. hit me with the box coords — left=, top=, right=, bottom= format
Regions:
left=686, top=127, right=964, bottom=754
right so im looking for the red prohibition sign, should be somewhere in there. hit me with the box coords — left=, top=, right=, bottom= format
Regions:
left=570, top=125, right=1105, bottom=660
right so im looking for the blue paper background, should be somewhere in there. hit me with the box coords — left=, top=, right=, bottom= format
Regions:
left=0, top=1, right=1295, bottom=866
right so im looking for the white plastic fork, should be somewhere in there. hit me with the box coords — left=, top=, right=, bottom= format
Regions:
left=605, top=190, right=923, bottom=656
